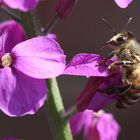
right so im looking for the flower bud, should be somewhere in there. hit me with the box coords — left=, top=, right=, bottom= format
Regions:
left=55, top=0, right=78, bottom=19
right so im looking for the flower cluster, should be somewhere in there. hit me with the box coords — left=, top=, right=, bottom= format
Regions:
left=0, top=0, right=133, bottom=12
left=0, top=0, right=136, bottom=139
left=64, top=53, right=122, bottom=111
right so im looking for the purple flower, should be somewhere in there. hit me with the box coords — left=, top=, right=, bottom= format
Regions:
left=0, top=0, right=40, bottom=11
left=47, top=33, right=57, bottom=41
left=55, top=0, right=78, bottom=18
left=114, top=0, right=133, bottom=8
left=64, top=53, right=112, bottom=77
left=0, top=20, right=65, bottom=116
left=77, top=75, right=122, bottom=112
left=70, top=110, right=120, bottom=140
left=64, top=53, right=122, bottom=112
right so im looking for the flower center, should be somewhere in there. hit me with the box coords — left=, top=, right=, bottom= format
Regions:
left=1, top=53, right=13, bottom=67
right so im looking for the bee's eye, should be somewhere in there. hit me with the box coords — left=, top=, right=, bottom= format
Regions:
left=116, top=36, right=127, bottom=44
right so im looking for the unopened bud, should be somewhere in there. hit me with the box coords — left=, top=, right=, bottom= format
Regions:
left=55, top=0, right=78, bottom=19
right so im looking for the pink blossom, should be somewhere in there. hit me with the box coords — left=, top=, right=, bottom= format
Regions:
left=70, top=110, right=120, bottom=140
left=0, top=0, right=40, bottom=11
left=64, top=53, right=112, bottom=77
left=64, top=53, right=121, bottom=111
left=114, top=0, right=133, bottom=8
left=0, top=20, right=65, bottom=116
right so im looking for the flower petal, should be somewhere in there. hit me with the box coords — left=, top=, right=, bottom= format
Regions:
left=77, top=73, right=122, bottom=112
left=47, top=33, right=57, bottom=41
left=12, top=36, right=66, bottom=79
left=97, top=114, right=120, bottom=140
left=0, top=67, right=47, bottom=116
left=0, top=20, right=25, bottom=53
left=70, top=112, right=85, bottom=136
left=114, top=0, right=133, bottom=8
left=70, top=110, right=120, bottom=140
left=3, top=0, right=40, bottom=11
left=77, top=77, right=104, bottom=111
left=70, top=110, right=93, bottom=136
left=82, top=110, right=95, bottom=137
left=64, top=53, right=111, bottom=77
left=87, top=90, right=117, bottom=112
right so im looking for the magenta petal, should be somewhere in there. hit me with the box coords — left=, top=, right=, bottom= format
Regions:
left=114, top=0, right=133, bottom=8
left=87, top=74, right=122, bottom=112
left=70, top=110, right=120, bottom=140
left=0, top=20, right=25, bottom=53
left=12, top=36, right=66, bottom=79
left=3, top=0, right=40, bottom=11
left=87, top=90, right=117, bottom=112
left=77, top=73, right=122, bottom=112
left=70, top=112, right=85, bottom=136
left=77, top=77, right=104, bottom=111
left=70, top=110, right=93, bottom=136
left=0, top=67, right=47, bottom=117
left=97, top=114, right=120, bottom=140
left=82, top=110, right=94, bottom=137
left=47, top=33, right=57, bottom=41
left=64, top=53, right=111, bottom=77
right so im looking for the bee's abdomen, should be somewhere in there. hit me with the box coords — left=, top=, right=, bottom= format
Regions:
left=116, top=92, right=140, bottom=109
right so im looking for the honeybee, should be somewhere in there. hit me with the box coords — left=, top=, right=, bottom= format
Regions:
left=102, top=18, right=140, bottom=108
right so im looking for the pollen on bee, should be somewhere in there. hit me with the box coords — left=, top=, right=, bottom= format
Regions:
left=1, top=53, right=13, bottom=67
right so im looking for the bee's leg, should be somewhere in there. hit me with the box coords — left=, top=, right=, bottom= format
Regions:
left=116, top=92, right=140, bottom=109
left=96, top=51, right=116, bottom=66
left=105, top=51, right=116, bottom=59
left=106, top=84, right=132, bottom=95
left=108, top=60, right=134, bottom=70
left=132, top=85, right=140, bottom=90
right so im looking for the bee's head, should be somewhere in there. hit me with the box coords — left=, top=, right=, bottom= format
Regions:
left=107, top=31, right=135, bottom=46
left=102, top=18, right=134, bottom=48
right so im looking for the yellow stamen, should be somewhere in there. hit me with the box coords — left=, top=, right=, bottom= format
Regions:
left=1, top=53, right=13, bottom=67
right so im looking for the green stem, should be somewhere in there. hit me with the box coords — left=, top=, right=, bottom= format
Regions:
left=43, top=13, right=60, bottom=35
left=20, top=10, right=73, bottom=140
left=46, top=78, right=73, bottom=140
left=1, top=6, right=21, bottom=22
left=20, top=9, right=42, bottom=38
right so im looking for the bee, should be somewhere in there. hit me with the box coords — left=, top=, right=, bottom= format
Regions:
left=102, top=18, right=140, bottom=108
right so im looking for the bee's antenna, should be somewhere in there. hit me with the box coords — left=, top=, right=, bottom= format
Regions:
left=102, top=19, right=117, bottom=35
left=124, top=17, right=133, bottom=30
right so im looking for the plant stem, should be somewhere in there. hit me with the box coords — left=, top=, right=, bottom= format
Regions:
left=20, top=9, right=42, bottom=38
left=46, top=78, right=73, bottom=140
left=1, top=6, right=21, bottom=22
left=20, top=10, right=73, bottom=140
left=43, top=13, right=60, bottom=35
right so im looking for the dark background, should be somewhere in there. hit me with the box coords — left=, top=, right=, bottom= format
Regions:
left=0, top=0, right=140, bottom=139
